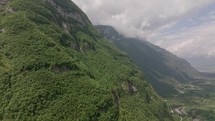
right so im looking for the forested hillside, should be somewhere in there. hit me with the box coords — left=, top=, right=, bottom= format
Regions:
left=96, top=25, right=203, bottom=97
left=0, top=0, right=174, bottom=120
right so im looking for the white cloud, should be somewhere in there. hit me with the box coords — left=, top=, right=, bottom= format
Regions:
left=73, top=0, right=214, bottom=38
left=72, top=0, right=215, bottom=71
left=150, top=20, right=215, bottom=59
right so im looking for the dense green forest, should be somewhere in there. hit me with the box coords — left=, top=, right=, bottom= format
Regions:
left=0, top=0, right=174, bottom=120
left=95, top=25, right=203, bottom=97
left=96, top=25, right=215, bottom=121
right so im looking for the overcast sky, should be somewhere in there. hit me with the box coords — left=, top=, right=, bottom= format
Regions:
left=73, top=0, right=215, bottom=71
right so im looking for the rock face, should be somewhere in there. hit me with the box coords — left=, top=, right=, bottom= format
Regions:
left=0, top=0, right=10, bottom=5
left=0, top=28, right=5, bottom=33
left=128, top=81, right=138, bottom=93
left=46, top=0, right=85, bottom=25
left=0, top=0, right=10, bottom=9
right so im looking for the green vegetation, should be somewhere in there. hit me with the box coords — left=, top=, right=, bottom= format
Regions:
left=0, top=0, right=174, bottom=120
left=167, top=79, right=215, bottom=121
left=96, top=25, right=215, bottom=121
left=95, top=25, right=203, bottom=98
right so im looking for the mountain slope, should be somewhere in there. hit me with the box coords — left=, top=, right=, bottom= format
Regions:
left=96, top=25, right=203, bottom=97
left=0, top=0, right=174, bottom=120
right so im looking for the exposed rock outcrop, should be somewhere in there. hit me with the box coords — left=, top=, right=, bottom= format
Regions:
left=46, top=0, right=85, bottom=25
left=0, top=0, right=10, bottom=10
left=5, top=7, right=15, bottom=13
left=128, top=81, right=138, bottom=93
left=122, top=81, right=138, bottom=94
left=62, top=22, right=70, bottom=33
left=80, top=42, right=91, bottom=53
left=0, top=29, right=5, bottom=33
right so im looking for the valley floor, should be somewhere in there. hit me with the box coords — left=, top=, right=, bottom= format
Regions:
left=166, top=78, right=215, bottom=121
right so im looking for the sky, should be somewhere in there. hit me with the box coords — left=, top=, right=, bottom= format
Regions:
left=73, top=0, right=215, bottom=72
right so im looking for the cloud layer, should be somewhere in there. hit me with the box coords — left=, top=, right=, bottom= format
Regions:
left=73, top=0, right=214, bottom=37
left=150, top=9, right=215, bottom=58
left=73, top=0, right=215, bottom=71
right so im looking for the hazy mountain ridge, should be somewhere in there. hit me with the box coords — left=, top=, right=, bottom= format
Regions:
left=186, top=56, right=215, bottom=73
left=96, top=25, right=204, bottom=97
left=0, top=0, right=174, bottom=120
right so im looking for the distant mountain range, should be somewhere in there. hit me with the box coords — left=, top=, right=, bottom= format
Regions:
left=186, top=56, right=215, bottom=73
left=96, top=25, right=204, bottom=97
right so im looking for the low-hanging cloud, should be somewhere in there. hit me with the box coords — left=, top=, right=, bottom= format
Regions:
left=73, top=0, right=215, bottom=71
left=153, top=20, right=215, bottom=58
left=73, top=0, right=214, bottom=38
